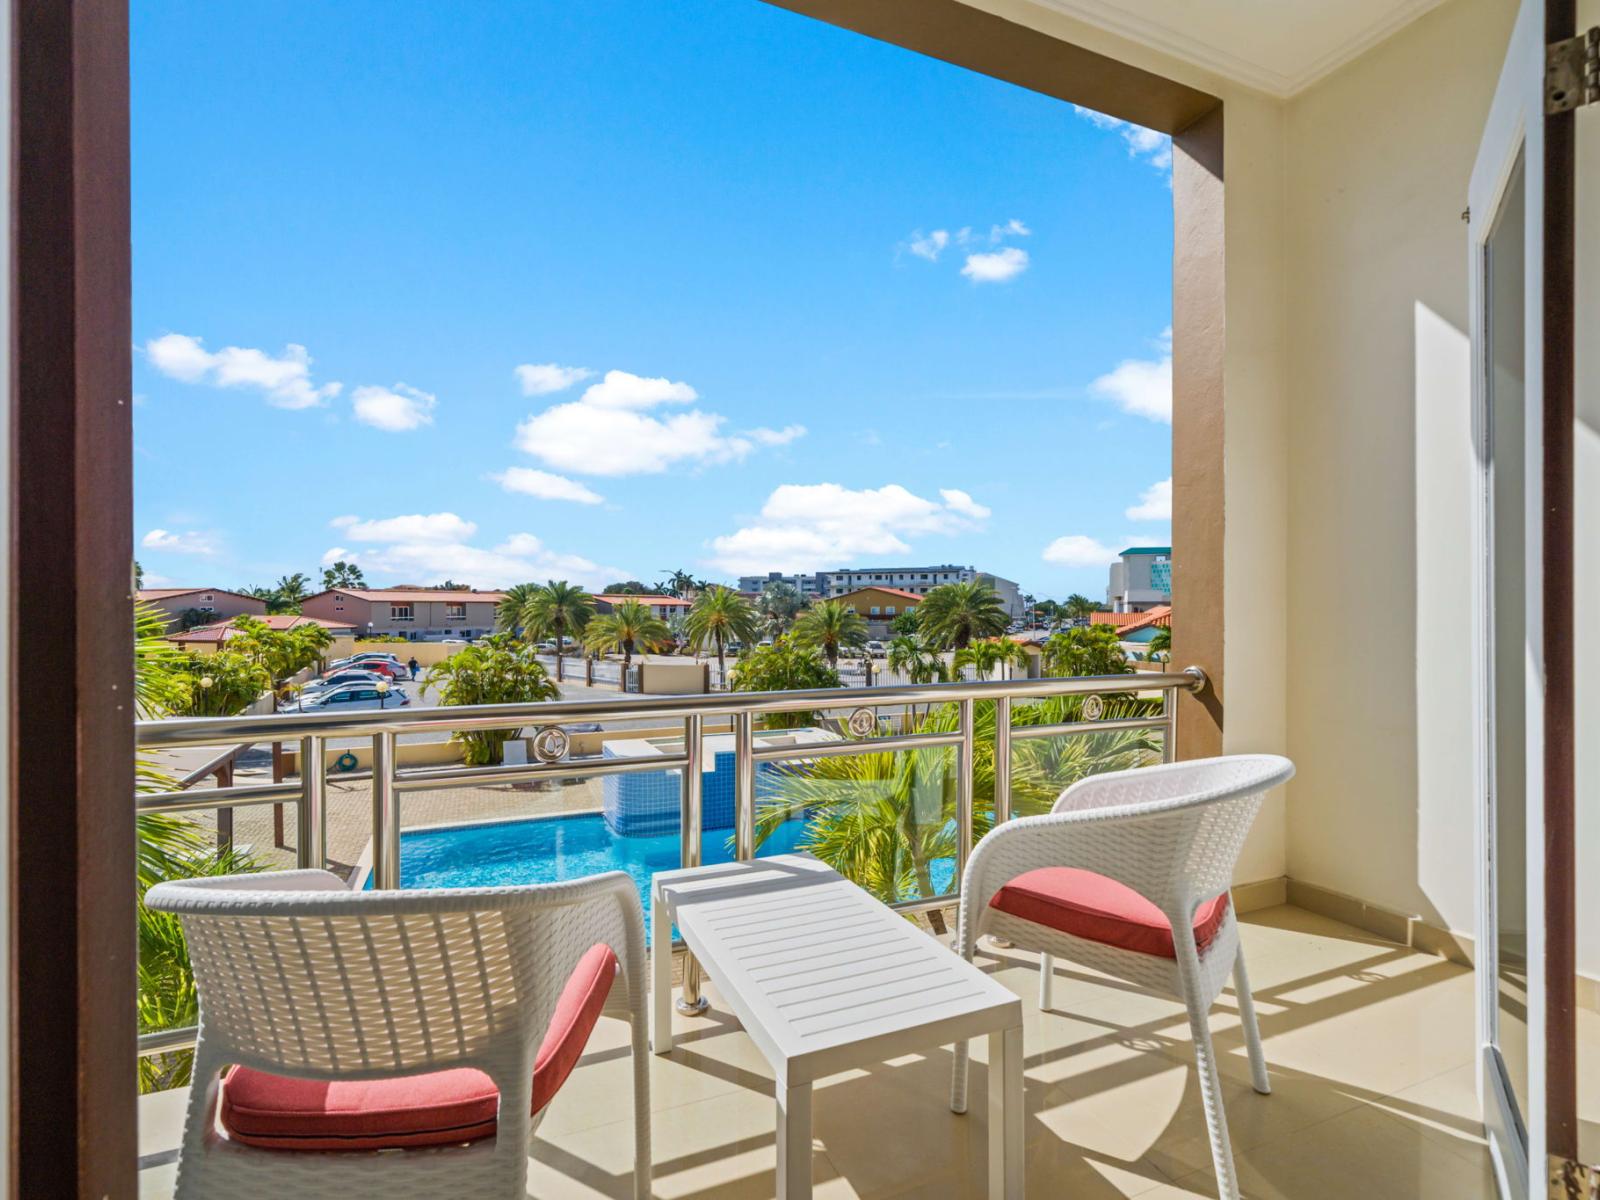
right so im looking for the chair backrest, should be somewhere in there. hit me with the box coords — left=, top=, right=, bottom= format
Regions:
left=145, top=869, right=639, bottom=1082
left=1046, top=754, right=1295, bottom=915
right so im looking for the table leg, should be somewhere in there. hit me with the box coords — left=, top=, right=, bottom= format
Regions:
left=652, top=884, right=673, bottom=1055
left=776, top=1078, right=813, bottom=1200
left=988, top=1026, right=1023, bottom=1200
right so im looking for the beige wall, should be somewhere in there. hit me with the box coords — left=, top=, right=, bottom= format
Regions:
left=1281, top=0, right=1516, bottom=943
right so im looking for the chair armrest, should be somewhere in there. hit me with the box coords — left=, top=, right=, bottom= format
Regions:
left=146, top=868, right=348, bottom=911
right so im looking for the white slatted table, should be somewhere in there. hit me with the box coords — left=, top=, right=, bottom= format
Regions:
left=651, top=854, right=1023, bottom=1200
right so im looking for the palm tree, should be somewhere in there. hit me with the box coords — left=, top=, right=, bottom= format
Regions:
left=756, top=581, right=804, bottom=636
left=953, top=638, right=1029, bottom=681
left=917, top=580, right=1008, bottom=650
left=1148, top=626, right=1172, bottom=657
left=887, top=635, right=948, bottom=685
left=520, top=580, right=595, bottom=678
left=660, top=568, right=705, bottom=600
left=496, top=582, right=539, bottom=633
left=791, top=599, right=867, bottom=669
left=684, top=586, right=759, bottom=684
left=1042, top=624, right=1133, bottom=677
left=583, top=599, right=671, bottom=675
left=1063, top=593, right=1097, bottom=620
left=271, top=572, right=311, bottom=613
left=422, top=635, right=560, bottom=764
left=320, top=560, right=366, bottom=589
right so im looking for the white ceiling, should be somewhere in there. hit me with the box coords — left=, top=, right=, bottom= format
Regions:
left=1017, top=0, right=1449, bottom=98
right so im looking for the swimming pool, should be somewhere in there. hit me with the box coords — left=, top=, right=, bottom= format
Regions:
left=379, top=812, right=956, bottom=934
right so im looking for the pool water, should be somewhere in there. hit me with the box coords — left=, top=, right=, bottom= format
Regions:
left=382, top=812, right=956, bottom=934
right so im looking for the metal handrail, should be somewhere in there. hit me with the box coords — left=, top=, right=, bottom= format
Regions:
left=135, top=666, right=1204, bottom=1058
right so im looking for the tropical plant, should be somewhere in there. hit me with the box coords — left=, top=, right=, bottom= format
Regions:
left=729, top=637, right=841, bottom=728
left=659, top=568, right=707, bottom=599
left=228, top=615, right=334, bottom=696
left=496, top=582, right=539, bottom=632
left=175, top=606, right=215, bottom=631
left=953, top=638, right=1030, bottom=681
left=1042, top=624, right=1132, bottom=677
left=321, top=560, right=366, bottom=589
left=518, top=580, right=595, bottom=678
left=887, top=635, right=949, bottom=685
left=169, top=652, right=271, bottom=716
left=601, top=580, right=661, bottom=596
left=684, top=586, right=760, bottom=681
left=790, top=599, right=867, bottom=668
left=422, top=634, right=560, bottom=764
left=756, top=581, right=805, bottom=636
left=583, top=599, right=671, bottom=674
left=917, top=580, right=1009, bottom=650
left=272, top=572, right=311, bottom=612
left=1149, top=626, right=1172, bottom=656
left=134, top=558, right=145, bottom=588
left=888, top=609, right=921, bottom=637
left=752, top=694, right=1163, bottom=929
left=1063, top=593, right=1098, bottom=620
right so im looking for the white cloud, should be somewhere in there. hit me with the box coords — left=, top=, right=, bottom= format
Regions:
left=747, top=424, right=807, bottom=447
left=939, top=488, right=991, bottom=520
left=1090, top=329, right=1172, bottom=423
left=1041, top=535, right=1120, bottom=568
left=326, top=516, right=621, bottom=590
left=141, top=528, right=218, bottom=556
left=578, top=369, right=697, bottom=410
left=706, top=483, right=989, bottom=575
left=144, top=333, right=342, bottom=410
left=492, top=467, right=605, bottom=505
left=332, top=512, right=478, bottom=544
left=961, top=247, right=1029, bottom=283
left=989, top=219, right=1030, bottom=242
left=515, top=362, right=594, bottom=396
left=351, top=382, right=437, bottom=432
left=1072, top=105, right=1172, bottom=170
left=907, top=229, right=950, bottom=261
left=513, top=368, right=797, bottom=477
left=320, top=546, right=349, bottom=566
left=1126, top=477, right=1172, bottom=521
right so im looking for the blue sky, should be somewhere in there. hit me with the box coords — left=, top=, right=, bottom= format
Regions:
left=132, top=0, right=1172, bottom=601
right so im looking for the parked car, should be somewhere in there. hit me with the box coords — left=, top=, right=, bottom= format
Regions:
left=325, top=658, right=404, bottom=680
left=302, top=669, right=389, bottom=694
left=865, top=640, right=887, bottom=658
left=287, top=682, right=409, bottom=712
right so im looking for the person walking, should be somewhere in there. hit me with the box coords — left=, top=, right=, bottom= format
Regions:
left=407, top=655, right=420, bottom=681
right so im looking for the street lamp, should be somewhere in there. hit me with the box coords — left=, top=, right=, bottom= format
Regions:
left=376, top=678, right=390, bottom=709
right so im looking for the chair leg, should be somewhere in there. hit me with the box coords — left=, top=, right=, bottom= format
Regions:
left=631, top=1005, right=653, bottom=1200
left=1176, top=932, right=1241, bottom=1200
left=1038, top=952, right=1054, bottom=1011
left=1233, top=942, right=1271, bottom=1095
left=951, top=1039, right=970, bottom=1113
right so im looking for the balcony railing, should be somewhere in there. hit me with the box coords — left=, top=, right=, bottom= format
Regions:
left=134, top=666, right=1205, bottom=1057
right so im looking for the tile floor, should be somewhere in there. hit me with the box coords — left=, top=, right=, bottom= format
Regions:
left=138, top=904, right=1501, bottom=1199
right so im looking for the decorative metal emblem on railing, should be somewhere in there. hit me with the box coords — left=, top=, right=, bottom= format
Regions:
left=846, top=707, right=877, bottom=738
left=1082, top=694, right=1105, bottom=721
left=531, top=726, right=571, bottom=763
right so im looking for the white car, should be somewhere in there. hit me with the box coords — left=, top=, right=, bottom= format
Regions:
left=865, top=640, right=887, bottom=658
left=284, top=681, right=409, bottom=712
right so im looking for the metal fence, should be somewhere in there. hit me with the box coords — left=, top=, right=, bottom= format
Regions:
left=135, top=667, right=1204, bottom=1056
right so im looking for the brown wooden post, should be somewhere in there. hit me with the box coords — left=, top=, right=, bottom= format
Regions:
left=272, top=740, right=286, bottom=848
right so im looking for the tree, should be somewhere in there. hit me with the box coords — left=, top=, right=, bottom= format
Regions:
left=684, top=586, right=760, bottom=682
left=1063, top=594, right=1097, bottom=620
left=422, top=635, right=560, bottom=764
left=953, top=638, right=1030, bottom=681
left=917, top=580, right=1008, bottom=650
left=519, top=580, right=595, bottom=678
left=887, top=635, right=948, bottom=685
left=888, top=609, right=921, bottom=637
left=1042, top=624, right=1131, bottom=677
left=428, top=579, right=470, bottom=591
left=176, top=607, right=215, bottom=631
left=321, top=560, right=366, bottom=589
left=495, top=582, right=538, bottom=632
left=272, top=573, right=311, bottom=612
left=134, top=559, right=145, bottom=588
left=1148, top=626, right=1172, bottom=656
left=791, top=599, right=867, bottom=669
left=583, top=599, right=671, bottom=674
left=601, top=580, right=661, bottom=596
left=659, top=568, right=707, bottom=600
left=170, top=652, right=271, bottom=716
left=729, top=637, right=842, bottom=728
left=756, top=581, right=805, bottom=636
left=229, top=616, right=334, bottom=697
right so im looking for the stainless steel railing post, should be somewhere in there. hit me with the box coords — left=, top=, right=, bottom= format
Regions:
left=734, top=710, right=756, bottom=860
left=955, top=698, right=975, bottom=887
left=1162, top=687, right=1177, bottom=763
left=993, top=696, right=1012, bottom=827
left=372, top=732, right=400, bottom=889
left=678, top=714, right=709, bottom=1014
left=298, top=734, right=326, bottom=870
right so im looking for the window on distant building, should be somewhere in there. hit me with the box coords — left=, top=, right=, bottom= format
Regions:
left=391, top=604, right=413, bottom=621
left=886, top=606, right=896, bottom=615
left=869, top=606, right=880, bottom=615
left=446, top=603, right=465, bottom=620
left=200, top=593, right=213, bottom=602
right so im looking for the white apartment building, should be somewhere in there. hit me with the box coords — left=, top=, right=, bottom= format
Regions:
left=821, top=565, right=1023, bottom=617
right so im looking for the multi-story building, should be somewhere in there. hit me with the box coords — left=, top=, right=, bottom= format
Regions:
left=136, top=587, right=267, bottom=629
left=831, top=587, right=921, bottom=638
left=299, top=588, right=507, bottom=640
left=734, top=571, right=826, bottom=600
left=1106, top=546, right=1172, bottom=612
left=592, top=594, right=694, bottom=623
left=821, top=565, right=1022, bottom=617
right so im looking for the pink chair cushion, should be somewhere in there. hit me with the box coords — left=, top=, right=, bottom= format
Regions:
left=990, top=868, right=1230, bottom=959
left=219, top=941, right=618, bottom=1151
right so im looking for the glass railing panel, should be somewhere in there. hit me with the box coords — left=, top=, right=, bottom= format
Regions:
left=1002, top=691, right=1166, bottom=817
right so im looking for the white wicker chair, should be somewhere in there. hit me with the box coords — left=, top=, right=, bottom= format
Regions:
left=950, top=754, right=1294, bottom=1200
left=145, top=868, right=651, bottom=1200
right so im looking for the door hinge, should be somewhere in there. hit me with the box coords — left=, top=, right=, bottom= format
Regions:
left=1550, top=1154, right=1600, bottom=1200
left=1546, top=27, right=1599, bottom=114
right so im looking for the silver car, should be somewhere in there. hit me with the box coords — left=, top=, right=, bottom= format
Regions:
left=285, top=682, right=409, bottom=712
